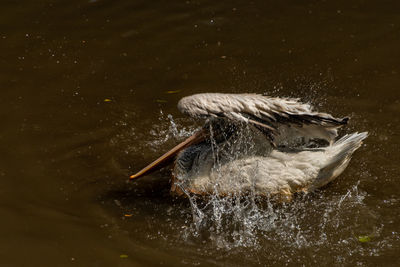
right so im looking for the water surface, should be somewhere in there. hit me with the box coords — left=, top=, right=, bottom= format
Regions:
left=1, top=0, right=400, bottom=266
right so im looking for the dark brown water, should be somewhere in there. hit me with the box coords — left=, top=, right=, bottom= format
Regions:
left=1, top=0, right=400, bottom=266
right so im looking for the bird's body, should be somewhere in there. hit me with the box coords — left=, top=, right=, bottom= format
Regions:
left=131, top=93, right=367, bottom=200
left=172, top=130, right=366, bottom=199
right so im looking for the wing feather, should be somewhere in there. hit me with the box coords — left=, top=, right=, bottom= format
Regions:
left=178, top=93, right=348, bottom=145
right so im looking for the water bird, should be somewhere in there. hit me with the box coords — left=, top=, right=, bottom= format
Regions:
left=130, top=93, right=367, bottom=200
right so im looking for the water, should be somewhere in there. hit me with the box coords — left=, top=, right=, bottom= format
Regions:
left=1, top=0, right=400, bottom=266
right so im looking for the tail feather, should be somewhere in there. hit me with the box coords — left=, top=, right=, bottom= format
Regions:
left=308, top=132, right=368, bottom=190
left=329, top=132, right=368, bottom=158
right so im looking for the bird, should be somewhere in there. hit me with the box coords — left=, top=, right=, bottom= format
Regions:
left=130, top=93, right=367, bottom=201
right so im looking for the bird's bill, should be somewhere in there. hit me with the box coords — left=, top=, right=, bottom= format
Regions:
left=129, top=129, right=207, bottom=180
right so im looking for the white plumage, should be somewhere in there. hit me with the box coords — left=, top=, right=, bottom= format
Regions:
left=173, top=131, right=367, bottom=199
left=131, top=93, right=367, bottom=200
left=179, top=93, right=327, bottom=121
left=178, top=93, right=348, bottom=146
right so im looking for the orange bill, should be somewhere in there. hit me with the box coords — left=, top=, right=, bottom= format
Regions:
left=129, top=129, right=207, bottom=180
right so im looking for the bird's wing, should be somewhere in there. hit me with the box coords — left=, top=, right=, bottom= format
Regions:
left=177, top=93, right=348, bottom=146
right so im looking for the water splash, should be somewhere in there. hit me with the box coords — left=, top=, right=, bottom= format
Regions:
left=146, top=111, right=196, bottom=149
left=179, top=184, right=372, bottom=253
left=110, top=110, right=197, bottom=157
